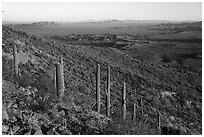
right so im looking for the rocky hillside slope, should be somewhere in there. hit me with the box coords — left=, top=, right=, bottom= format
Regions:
left=2, top=26, right=202, bottom=134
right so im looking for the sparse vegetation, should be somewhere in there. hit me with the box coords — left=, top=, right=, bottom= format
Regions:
left=2, top=21, right=202, bottom=135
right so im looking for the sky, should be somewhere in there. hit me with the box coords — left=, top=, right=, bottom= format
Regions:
left=2, top=2, right=202, bottom=22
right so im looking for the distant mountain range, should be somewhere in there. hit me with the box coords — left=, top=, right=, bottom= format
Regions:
left=2, top=19, right=200, bottom=25
left=2, top=21, right=33, bottom=25
left=84, top=19, right=199, bottom=24
left=32, top=21, right=58, bottom=25
left=2, top=21, right=58, bottom=25
left=85, top=19, right=123, bottom=24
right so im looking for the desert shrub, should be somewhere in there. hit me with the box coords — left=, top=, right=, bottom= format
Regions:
left=2, top=56, right=15, bottom=82
left=26, top=88, right=56, bottom=112
left=3, top=85, right=56, bottom=135
left=161, top=54, right=171, bottom=63
left=101, top=114, right=159, bottom=135
left=161, top=126, right=181, bottom=135
left=16, top=75, right=33, bottom=87
left=103, top=105, right=159, bottom=135
left=78, top=85, right=89, bottom=94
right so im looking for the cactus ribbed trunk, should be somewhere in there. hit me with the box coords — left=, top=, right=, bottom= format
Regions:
left=158, top=111, right=161, bottom=133
left=13, top=45, right=18, bottom=77
left=133, top=103, right=136, bottom=121
left=141, top=97, right=144, bottom=116
left=122, top=82, right=126, bottom=120
left=106, top=66, right=111, bottom=117
left=60, top=55, right=64, bottom=94
left=133, top=90, right=137, bottom=121
left=96, top=64, right=101, bottom=114
left=54, top=72, right=56, bottom=92
left=56, top=61, right=64, bottom=101
left=60, top=55, right=64, bottom=74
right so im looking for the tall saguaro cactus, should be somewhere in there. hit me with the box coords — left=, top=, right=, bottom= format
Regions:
left=56, top=56, right=64, bottom=101
left=13, top=45, right=18, bottom=77
left=133, top=90, right=137, bottom=121
left=133, top=103, right=137, bottom=121
left=60, top=55, right=64, bottom=91
left=60, top=55, right=64, bottom=73
left=106, top=66, right=111, bottom=117
left=53, top=72, right=56, bottom=91
left=122, top=82, right=126, bottom=120
left=158, top=111, right=161, bottom=133
left=141, top=97, right=144, bottom=116
left=96, top=64, right=101, bottom=114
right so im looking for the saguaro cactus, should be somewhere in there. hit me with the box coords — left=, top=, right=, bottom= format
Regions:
left=122, top=82, right=126, bottom=120
left=13, top=45, right=18, bottom=77
left=56, top=60, right=64, bottom=101
left=53, top=72, right=56, bottom=91
left=133, top=90, right=137, bottom=121
left=106, top=66, right=111, bottom=117
left=133, top=103, right=137, bottom=121
left=141, top=97, right=144, bottom=116
left=60, top=55, right=64, bottom=92
left=96, top=64, right=101, bottom=114
left=158, top=111, right=161, bottom=133
left=60, top=55, right=64, bottom=73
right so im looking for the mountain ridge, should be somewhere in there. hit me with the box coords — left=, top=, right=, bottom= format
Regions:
left=2, top=19, right=199, bottom=25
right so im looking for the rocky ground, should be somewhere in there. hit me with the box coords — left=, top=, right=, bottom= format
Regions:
left=2, top=26, right=202, bottom=135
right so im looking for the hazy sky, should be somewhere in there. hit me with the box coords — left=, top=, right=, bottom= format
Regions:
left=2, top=2, right=202, bottom=22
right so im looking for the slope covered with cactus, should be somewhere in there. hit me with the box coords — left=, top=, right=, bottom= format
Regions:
left=2, top=26, right=202, bottom=135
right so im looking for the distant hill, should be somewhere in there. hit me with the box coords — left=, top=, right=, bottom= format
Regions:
left=98, top=19, right=122, bottom=24
left=2, top=21, right=33, bottom=25
left=32, top=21, right=58, bottom=26
left=2, top=21, right=58, bottom=25
left=84, top=19, right=197, bottom=24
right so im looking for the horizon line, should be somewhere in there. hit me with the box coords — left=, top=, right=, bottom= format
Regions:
left=2, top=19, right=201, bottom=23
